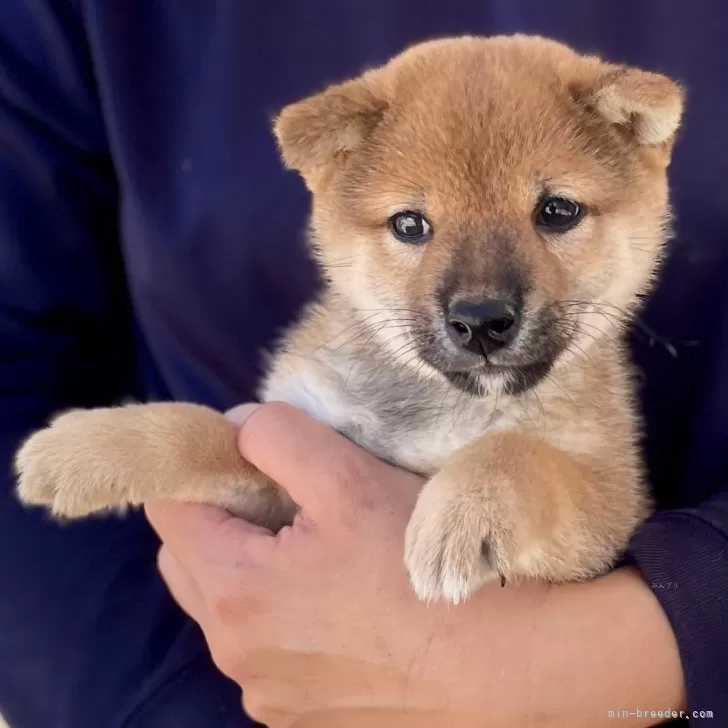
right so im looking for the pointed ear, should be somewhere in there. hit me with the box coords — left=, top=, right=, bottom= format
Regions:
left=273, top=77, right=388, bottom=182
left=583, top=67, right=684, bottom=147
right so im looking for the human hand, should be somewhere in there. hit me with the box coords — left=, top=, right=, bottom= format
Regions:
left=146, top=402, right=684, bottom=727
left=146, top=402, right=546, bottom=726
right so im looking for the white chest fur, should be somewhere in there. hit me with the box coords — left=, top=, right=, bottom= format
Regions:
left=259, top=353, right=509, bottom=476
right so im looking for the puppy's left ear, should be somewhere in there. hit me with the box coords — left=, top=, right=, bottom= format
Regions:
left=583, top=66, right=684, bottom=151
left=273, top=76, right=388, bottom=186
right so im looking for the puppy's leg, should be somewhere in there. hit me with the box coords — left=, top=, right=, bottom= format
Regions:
left=15, top=403, right=296, bottom=530
left=405, top=431, right=646, bottom=604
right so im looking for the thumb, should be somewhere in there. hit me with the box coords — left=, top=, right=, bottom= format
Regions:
left=232, top=401, right=393, bottom=520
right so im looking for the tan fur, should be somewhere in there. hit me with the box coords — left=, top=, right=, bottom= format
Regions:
left=15, top=35, right=683, bottom=603
left=16, top=403, right=295, bottom=531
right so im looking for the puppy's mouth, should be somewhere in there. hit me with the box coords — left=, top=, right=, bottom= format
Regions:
left=441, top=359, right=556, bottom=396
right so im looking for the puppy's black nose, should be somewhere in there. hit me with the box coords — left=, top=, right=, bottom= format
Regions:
left=447, top=299, right=520, bottom=356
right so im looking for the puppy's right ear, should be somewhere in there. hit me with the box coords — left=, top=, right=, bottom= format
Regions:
left=273, top=77, right=388, bottom=184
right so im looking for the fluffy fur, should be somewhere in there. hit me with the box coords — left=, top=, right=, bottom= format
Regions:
left=15, top=35, right=684, bottom=603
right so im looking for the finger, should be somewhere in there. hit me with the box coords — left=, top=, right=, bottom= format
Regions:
left=157, top=546, right=206, bottom=622
left=237, top=401, right=391, bottom=518
left=145, top=500, right=277, bottom=571
left=224, top=402, right=261, bottom=426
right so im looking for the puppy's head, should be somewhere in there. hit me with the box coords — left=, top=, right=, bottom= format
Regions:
left=274, top=36, right=684, bottom=395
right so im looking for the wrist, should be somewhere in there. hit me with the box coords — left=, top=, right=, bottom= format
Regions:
left=414, top=580, right=550, bottom=726
left=412, top=568, right=685, bottom=727
left=531, top=567, right=686, bottom=726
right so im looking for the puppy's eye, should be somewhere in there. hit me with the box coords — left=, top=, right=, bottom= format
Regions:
left=389, top=211, right=432, bottom=244
left=535, top=197, right=583, bottom=232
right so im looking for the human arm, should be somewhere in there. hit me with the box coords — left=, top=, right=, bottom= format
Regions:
left=148, top=402, right=693, bottom=727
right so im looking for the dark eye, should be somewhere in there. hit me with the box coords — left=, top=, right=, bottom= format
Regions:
left=535, top=197, right=584, bottom=232
left=389, top=211, right=432, bottom=243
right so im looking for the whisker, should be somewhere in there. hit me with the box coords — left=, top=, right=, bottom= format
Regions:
left=558, top=299, right=677, bottom=357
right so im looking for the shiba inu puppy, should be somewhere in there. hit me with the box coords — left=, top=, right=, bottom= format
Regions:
left=15, top=35, right=684, bottom=604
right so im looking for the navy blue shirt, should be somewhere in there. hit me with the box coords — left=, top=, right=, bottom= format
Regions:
left=1, top=2, right=726, bottom=726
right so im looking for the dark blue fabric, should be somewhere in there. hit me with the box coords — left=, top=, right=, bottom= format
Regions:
left=0, top=1, right=726, bottom=726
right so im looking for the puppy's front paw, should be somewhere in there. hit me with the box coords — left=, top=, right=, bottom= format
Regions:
left=15, top=402, right=298, bottom=529
left=404, top=475, right=519, bottom=604
left=15, top=408, right=133, bottom=518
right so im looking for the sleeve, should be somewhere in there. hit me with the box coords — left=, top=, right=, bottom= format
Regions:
left=0, top=3, right=256, bottom=726
left=625, top=492, right=728, bottom=726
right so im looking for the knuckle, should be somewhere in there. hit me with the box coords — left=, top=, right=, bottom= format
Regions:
left=208, top=588, right=241, bottom=624
left=206, top=580, right=265, bottom=624
left=241, top=691, right=262, bottom=719
left=242, top=692, right=278, bottom=725
left=208, top=637, right=240, bottom=679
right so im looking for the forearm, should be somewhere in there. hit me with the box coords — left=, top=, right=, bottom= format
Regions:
left=531, top=567, right=685, bottom=727
left=403, top=569, right=682, bottom=728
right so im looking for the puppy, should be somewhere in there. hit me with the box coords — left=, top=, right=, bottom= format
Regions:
left=15, top=35, right=684, bottom=604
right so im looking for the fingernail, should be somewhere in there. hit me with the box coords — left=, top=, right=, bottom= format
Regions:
left=224, top=402, right=262, bottom=425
